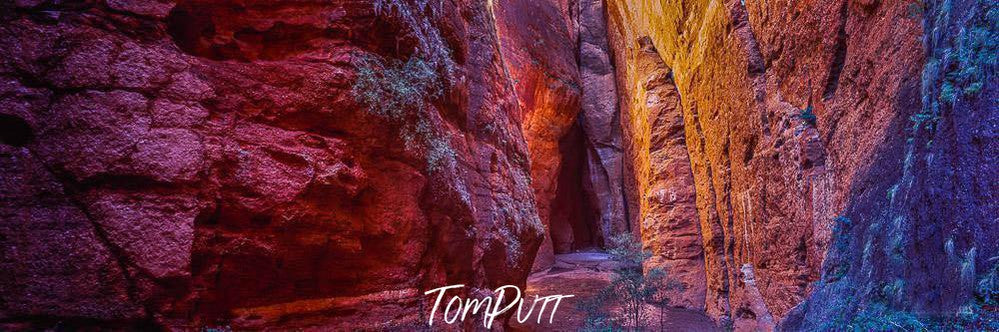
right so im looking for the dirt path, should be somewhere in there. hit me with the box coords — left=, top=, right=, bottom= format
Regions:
left=509, top=252, right=719, bottom=331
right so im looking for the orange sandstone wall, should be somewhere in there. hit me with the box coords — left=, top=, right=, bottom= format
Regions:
left=605, top=0, right=924, bottom=327
left=608, top=34, right=707, bottom=310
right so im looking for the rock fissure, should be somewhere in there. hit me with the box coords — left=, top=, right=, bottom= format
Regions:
left=23, top=148, right=148, bottom=316
left=821, top=1, right=850, bottom=101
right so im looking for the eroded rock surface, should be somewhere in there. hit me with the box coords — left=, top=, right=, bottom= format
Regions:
left=577, top=0, right=630, bottom=245
left=782, top=0, right=998, bottom=329
left=1, top=0, right=994, bottom=330
left=609, top=35, right=707, bottom=310
left=493, top=0, right=582, bottom=272
left=0, top=0, right=543, bottom=329
left=605, top=0, right=995, bottom=328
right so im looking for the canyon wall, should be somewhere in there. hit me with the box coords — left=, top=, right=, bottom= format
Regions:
left=782, top=0, right=998, bottom=329
left=609, top=34, right=707, bottom=310
left=493, top=0, right=583, bottom=271
left=0, top=0, right=994, bottom=330
left=577, top=0, right=633, bottom=245
left=606, top=0, right=995, bottom=328
left=0, top=0, right=545, bottom=329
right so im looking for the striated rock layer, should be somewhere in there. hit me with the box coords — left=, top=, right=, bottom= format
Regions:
left=0, top=0, right=544, bottom=329
left=609, top=35, right=707, bottom=310
left=606, top=0, right=995, bottom=328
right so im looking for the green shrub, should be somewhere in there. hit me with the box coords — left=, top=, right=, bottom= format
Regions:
left=352, top=53, right=442, bottom=122
left=585, top=234, right=685, bottom=330
left=979, top=262, right=999, bottom=307
left=938, top=25, right=995, bottom=105
left=607, top=233, right=651, bottom=266
left=820, top=302, right=926, bottom=332
left=353, top=53, right=455, bottom=172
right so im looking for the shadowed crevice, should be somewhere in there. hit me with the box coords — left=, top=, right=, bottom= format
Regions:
left=0, top=114, right=33, bottom=147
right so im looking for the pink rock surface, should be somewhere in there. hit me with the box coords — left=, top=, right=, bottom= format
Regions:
left=0, top=1, right=543, bottom=329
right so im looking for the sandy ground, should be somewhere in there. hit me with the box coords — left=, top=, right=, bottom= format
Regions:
left=508, top=252, right=719, bottom=331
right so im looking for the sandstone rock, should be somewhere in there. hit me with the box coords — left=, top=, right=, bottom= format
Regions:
left=493, top=0, right=582, bottom=272
left=577, top=0, right=630, bottom=247
left=608, top=35, right=707, bottom=310
left=601, top=0, right=992, bottom=328
left=106, top=0, right=175, bottom=18
left=85, top=189, right=200, bottom=279
left=0, top=0, right=993, bottom=329
left=0, top=146, right=143, bottom=323
left=0, top=1, right=544, bottom=329
left=782, top=0, right=998, bottom=328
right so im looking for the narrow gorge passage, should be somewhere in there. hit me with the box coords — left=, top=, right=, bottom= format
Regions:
left=548, top=120, right=603, bottom=254
left=0, top=0, right=995, bottom=331
left=515, top=1, right=718, bottom=328
left=514, top=252, right=719, bottom=331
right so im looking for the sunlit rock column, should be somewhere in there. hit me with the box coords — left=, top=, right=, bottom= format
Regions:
left=607, top=33, right=708, bottom=310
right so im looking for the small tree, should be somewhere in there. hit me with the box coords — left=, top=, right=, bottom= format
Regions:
left=606, top=234, right=683, bottom=331
left=648, top=270, right=685, bottom=331
left=577, top=234, right=688, bottom=331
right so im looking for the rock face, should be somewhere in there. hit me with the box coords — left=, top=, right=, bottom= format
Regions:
left=1, top=0, right=995, bottom=330
left=0, top=0, right=544, bottom=329
left=605, top=0, right=995, bottom=328
left=493, top=0, right=583, bottom=272
left=609, top=35, right=707, bottom=310
left=782, top=0, right=998, bottom=329
left=577, top=0, right=631, bottom=246
left=499, top=0, right=632, bottom=272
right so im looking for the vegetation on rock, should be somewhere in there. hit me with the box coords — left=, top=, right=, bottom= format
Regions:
left=352, top=53, right=455, bottom=172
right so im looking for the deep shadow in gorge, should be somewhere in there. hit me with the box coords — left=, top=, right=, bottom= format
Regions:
left=549, top=120, right=603, bottom=253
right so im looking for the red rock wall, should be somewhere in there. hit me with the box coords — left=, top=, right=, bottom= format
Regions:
left=1, top=0, right=994, bottom=330
left=493, top=0, right=583, bottom=272
left=0, top=0, right=544, bottom=329
left=577, top=0, right=632, bottom=245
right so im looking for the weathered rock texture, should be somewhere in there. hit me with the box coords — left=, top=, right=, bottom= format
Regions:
left=0, top=0, right=544, bottom=329
left=502, top=0, right=633, bottom=273
left=1, top=0, right=995, bottom=330
left=608, top=35, right=706, bottom=310
left=493, top=0, right=583, bottom=272
left=782, top=0, right=998, bottom=329
left=605, top=0, right=995, bottom=328
left=577, top=0, right=631, bottom=245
